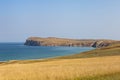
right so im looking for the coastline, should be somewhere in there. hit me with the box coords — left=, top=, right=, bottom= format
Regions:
left=0, top=43, right=120, bottom=64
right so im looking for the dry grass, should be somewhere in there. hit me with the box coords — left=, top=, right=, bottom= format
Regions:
left=0, top=56, right=120, bottom=80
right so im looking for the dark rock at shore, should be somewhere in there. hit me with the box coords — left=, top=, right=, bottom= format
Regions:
left=91, top=41, right=111, bottom=48
left=24, top=37, right=117, bottom=48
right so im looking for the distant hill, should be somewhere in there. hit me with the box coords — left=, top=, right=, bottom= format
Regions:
left=24, top=37, right=117, bottom=48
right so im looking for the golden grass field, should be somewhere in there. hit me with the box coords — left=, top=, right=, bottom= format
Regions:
left=0, top=55, right=120, bottom=80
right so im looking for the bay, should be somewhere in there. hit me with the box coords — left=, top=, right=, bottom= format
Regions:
left=0, top=43, right=94, bottom=61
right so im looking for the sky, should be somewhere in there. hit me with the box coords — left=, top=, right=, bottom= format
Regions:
left=0, top=0, right=120, bottom=42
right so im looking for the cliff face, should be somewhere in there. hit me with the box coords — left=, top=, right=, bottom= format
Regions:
left=24, top=37, right=116, bottom=48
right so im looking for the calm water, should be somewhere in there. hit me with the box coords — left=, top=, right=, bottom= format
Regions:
left=0, top=43, right=94, bottom=61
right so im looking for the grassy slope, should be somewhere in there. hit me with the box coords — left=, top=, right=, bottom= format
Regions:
left=0, top=43, right=120, bottom=80
left=55, top=43, right=120, bottom=59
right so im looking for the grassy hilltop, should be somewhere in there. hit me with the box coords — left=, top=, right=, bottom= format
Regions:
left=0, top=43, right=120, bottom=80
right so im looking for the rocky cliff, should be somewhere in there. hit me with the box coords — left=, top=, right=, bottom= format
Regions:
left=24, top=37, right=117, bottom=48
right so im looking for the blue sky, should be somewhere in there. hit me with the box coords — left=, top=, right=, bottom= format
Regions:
left=0, top=0, right=120, bottom=42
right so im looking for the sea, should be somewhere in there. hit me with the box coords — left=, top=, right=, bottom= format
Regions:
left=0, top=43, right=94, bottom=61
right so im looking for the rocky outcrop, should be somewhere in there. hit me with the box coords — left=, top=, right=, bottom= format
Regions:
left=91, top=41, right=111, bottom=48
left=24, top=37, right=117, bottom=48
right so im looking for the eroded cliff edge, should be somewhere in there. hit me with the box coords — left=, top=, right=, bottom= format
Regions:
left=24, top=37, right=117, bottom=48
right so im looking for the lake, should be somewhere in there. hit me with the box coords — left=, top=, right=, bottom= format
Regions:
left=0, top=43, right=94, bottom=61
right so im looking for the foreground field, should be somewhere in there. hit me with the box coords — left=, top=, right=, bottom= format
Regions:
left=0, top=56, right=120, bottom=80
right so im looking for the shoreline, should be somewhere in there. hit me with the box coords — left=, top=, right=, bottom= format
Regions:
left=0, top=42, right=120, bottom=64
